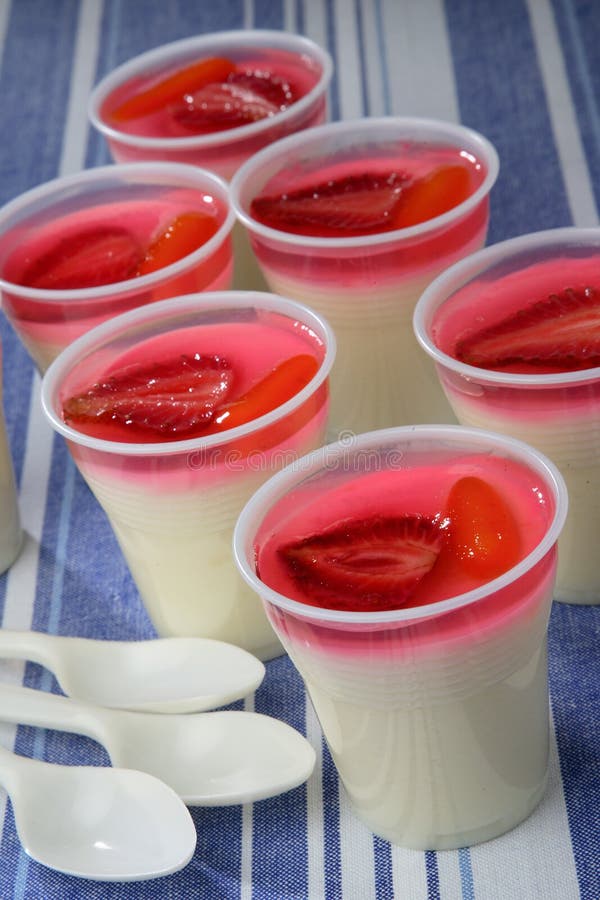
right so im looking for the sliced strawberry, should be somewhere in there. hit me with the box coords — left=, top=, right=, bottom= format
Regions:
left=62, top=354, right=234, bottom=439
left=109, top=56, right=236, bottom=122
left=211, top=353, right=318, bottom=432
left=249, top=172, right=411, bottom=238
left=19, top=226, right=143, bottom=290
left=170, top=69, right=297, bottom=134
left=136, top=212, right=219, bottom=277
left=443, top=476, right=521, bottom=579
left=455, top=287, right=600, bottom=372
left=392, top=164, right=472, bottom=228
left=227, top=69, right=297, bottom=108
left=278, top=515, right=443, bottom=611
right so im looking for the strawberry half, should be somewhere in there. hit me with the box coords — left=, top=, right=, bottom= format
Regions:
left=170, top=69, right=298, bottom=133
left=278, top=515, right=443, bottom=611
left=19, top=226, right=144, bottom=290
left=62, top=354, right=233, bottom=439
left=455, top=286, right=600, bottom=372
left=249, top=172, right=411, bottom=238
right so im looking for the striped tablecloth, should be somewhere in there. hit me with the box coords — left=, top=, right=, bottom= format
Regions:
left=0, top=2, right=598, bottom=898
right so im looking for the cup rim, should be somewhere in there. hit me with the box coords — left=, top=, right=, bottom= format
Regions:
left=229, top=116, right=500, bottom=250
left=0, top=162, right=236, bottom=302
left=88, top=29, right=333, bottom=151
left=40, top=289, right=336, bottom=457
left=233, top=424, right=568, bottom=625
left=413, top=225, right=600, bottom=386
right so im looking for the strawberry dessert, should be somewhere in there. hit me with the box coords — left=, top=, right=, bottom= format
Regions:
left=235, top=427, right=565, bottom=848
left=231, top=118, right=499, bottom=434
left=0, top=165, right=233, bottom=372
left=42, top=294, right=334, bottom=660
left=89, top=32, right=332, bottom=180
left=415, top=230, right=600, bottom=604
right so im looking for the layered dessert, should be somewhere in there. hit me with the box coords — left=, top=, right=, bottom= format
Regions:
left=44, top=299, right=331, bottom=661
left=0, top=182, right=232, bottom=372
left=246, top=439, right=561, bottom=847
left=90, top=33, right=331, bottom=179
left=0, top=373, right=21, bottom=573
left=426, top=250, right=600, bottom=603
left=232, top=120, right=498, bottom=434
left=102, top=50, right=319, bottom=140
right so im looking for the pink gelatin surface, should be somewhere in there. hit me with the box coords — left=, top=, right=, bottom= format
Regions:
left=248, top=148, right=490, bottom=288
left=0, top=189, right=232, bottom=363
left=102, top=49, right=322, bottom=140
left=254, top=452, right=558, bottom=662
left=431, top=254, right=600, bottom=422
left=60, top=317, right=326, bottom=443
left=257, top=454, right=550, bottom=607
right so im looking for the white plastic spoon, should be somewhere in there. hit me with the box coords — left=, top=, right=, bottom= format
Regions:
left=0, top=630, right=265, bottom=712
left=0, top=683, right=316, bottom=805
left=0, top=743, right=196, bottom=880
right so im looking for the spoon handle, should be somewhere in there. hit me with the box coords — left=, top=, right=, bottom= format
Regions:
left=0, top=683, right=104, bottom=746
left=0, top=629, right=63, bottom=672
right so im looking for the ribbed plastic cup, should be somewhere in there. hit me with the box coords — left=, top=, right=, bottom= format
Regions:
left=230, top=117, right=499, bottom=436
left=0, top=163, right=234, bottom=372
left=414, top=226, right=600, bottom=604
left=234, top=425, right=567, bottom=847
left=41, top=291, right=335, bottom=661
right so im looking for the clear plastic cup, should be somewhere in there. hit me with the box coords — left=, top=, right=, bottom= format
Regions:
left=0, top=163, right=234, bottom=372
left=41, top=291, right=335, bottom=661
left=0, top=336, right=22, bottom=573
left=414, top=227, right=600, bottom=605
left=88, top=30, right=333, bottom=181
left=233, top=425, right=567, bottom=848
left=230, top=117, right=499, bottom=436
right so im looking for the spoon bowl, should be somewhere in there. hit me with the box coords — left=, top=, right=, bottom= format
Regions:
left=0, top=631, right=265, bottom=712
left=0, top=683, right=316, bottom=804
left=0, top=745, right=196, bottom=880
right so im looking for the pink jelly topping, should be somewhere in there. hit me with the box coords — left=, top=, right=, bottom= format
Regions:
left=102, top=49, right=321, bottom=140
left=433, top=255, right=600, bottom=376
left=250, top=158, right=480, bottom=239
left=256, top=454, right=552, bottom=612
left=59, top=320, right=324, bottom=444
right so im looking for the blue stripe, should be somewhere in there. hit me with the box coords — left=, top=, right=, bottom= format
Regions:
left=324, top=0, right=340, bottom=121
left=551, top=0, right=600, bottom=214
left=445, top=0, right=572, bottom=242
left=354, top=0, right=370, bottom=116
left=323, top=737, right=342, bottom=900
left=458, top=847, right=475, bottom=900
left=374, top=0, right=391, bottom=115
left=373, top=834, right=393, bottom=900
left=548, top=602, right=600, bottom=900
left=425, top=850, right=441, bottom=900
left=253, top=655, right=310, bottom=900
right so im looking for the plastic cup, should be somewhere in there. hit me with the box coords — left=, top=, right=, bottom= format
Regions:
left=41, top=291, right=335, bottom=661
left=230, top=117, right=499, bottom=436
left=89, top=30, right=332, bottom=294
left=414, top=227, right=600, bottom=605
left=0, top=336, right=22, bottom=573
left=0, top=163, right=234, bottom=373
left=88, top=30, right=332, bottom=181
left=234, top=425, right=567, bottom=848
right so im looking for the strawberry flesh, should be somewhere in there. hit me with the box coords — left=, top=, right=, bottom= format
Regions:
left=455, top=286, right=600, bottom=372
left=250, top=172, right=412, bottom=238
left=19, top=226, right=144, bottom=290
left=62, top=354, right=233, bottom=439
left=278, top=515, right=443, bottom=611
left=170, top=69, right=298, bottom=133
